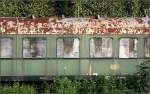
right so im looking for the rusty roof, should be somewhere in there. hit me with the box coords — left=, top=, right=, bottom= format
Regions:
left=0, top=17, right=149, bottom=35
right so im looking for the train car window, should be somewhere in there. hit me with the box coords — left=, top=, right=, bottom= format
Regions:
left=23, top=38, right=46, bottom=58
left=90, top=38, right=112, bottom=58
left=144, top=38, right=150, bottom=58
left=0, top=38, right=12, bottom=58
left=119, top=38, right=138, bottom=58
left=57, top=38, right=79, bottom=58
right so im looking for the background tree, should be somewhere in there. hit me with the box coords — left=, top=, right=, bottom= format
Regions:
left=0, top=0, right=20, bottom=17
left=74, top=0, right=93, bottom=17
left=0, top=0, right=149, bottom=17
left=0, top=0, right=55, bottom=17
left=23, top=0, right=55, bottom=17
left=53, top=1, right=74, bottom=17
left=73, top=0, right=150, bottom=17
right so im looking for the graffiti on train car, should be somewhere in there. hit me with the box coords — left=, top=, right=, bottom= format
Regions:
left=0, top=17, right=149, bottom=34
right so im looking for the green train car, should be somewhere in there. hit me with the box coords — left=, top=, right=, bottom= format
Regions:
left=0, top=17, right=149, bottom=81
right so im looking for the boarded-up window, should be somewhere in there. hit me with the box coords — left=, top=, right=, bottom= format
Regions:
left=90, top=38, right=112, bottom=58
left=0, top=38, right=12, bottom=58
left=23, top=38, right=46, bottom=58
left=144, top=38, right=150, bottom=57
left=57, top=38, right=79, bottom=58
left=119, top=38, right=138, bottom=58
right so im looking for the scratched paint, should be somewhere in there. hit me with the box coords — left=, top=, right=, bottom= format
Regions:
left=0, top=17, right=149, bottom=34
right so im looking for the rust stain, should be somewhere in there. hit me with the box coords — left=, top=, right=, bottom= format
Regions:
left=0, top=17, right=149, bottom=35
left=135, top=18, right=144, bottom=24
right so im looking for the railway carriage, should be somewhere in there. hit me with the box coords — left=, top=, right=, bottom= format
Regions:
left=0, top=17, right=149, bottom=81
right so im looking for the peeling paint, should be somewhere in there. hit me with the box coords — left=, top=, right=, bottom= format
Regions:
left=0, top=17, right=149, bottom=35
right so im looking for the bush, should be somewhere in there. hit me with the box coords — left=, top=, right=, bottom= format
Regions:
left=35, top=81, right=51, bottom=94
left=95, top=76, right=105, bottom=93
left=103, top=75, right=129, bottom=94
left=80, top=79, right=96, bottom=94
left=50, top=77, right=79, bottom=94
left=136, top=60, right=150, bottom=93
left=2, top=82, right=36, bottom=94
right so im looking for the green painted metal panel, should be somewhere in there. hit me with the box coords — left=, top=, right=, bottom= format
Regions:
left=117, top=59, right=141, bottom=75
left=23, top=60, right=46, bottom=75
left=14, top=60, right=23, bottom=76
left=80, top=60, right=89, bottom=75
left=47, top=35, right=57, bottom=58
left=90, top=60, right=114, bottom=75
left=16, top=35, right=23, bottom=58
left=112, top=36, right=119, bottom=58
left=138, top=36, right=145, bottom=58
left=0, top=60, right=13, bottom=76
left=89, top=59, right=141, bottom=75
left=57, top=60, right=80, bottom=75
left=46, top=60, right=57, bottom=75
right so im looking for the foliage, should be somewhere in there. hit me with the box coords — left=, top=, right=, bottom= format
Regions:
left=0, top=83, right=3, bottom=94
left=123, top=0, right=150, bottom=17
left=103, top=75, right=129, bottom=94
left=74, top=0, right=93, bottom=17
left=80, top=79, right=96, bottom=94
left=0, top=0, right=54, bottom=17
left=136, top=60, right=150, bottom=93
left=125, top=75, right=139, bottom=92
left=73, top=0, right=150, bottom=17
left=82, top=0, right=124, bottom=17
left=0, top=0, right=149, bottom=17
left=34, top=81, right=51, bottom=94
left=2, top=82, right=36, bottom=94
left=95, top=76, right=105, bottom=93
left=0, top=0, right=19, bottom=17
left=53, top=1, right=74, bottom=17
left=23, top=0, right=55, bottom=17
left=0, top=75, right=149, bottom=94
left=50, top=77, right=80, bottom=94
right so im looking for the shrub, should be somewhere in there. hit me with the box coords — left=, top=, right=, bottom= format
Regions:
left=2, top=82, right=36, bottom=94
left=103, top=75, right=129, bottom=94
left=50, top=77, right=79, bottom=94
left=80, top=79, right=96, bottom=94
left=136, top=60, right=150, bottom=93
left=95, top=76, right=105, bottom=93
left=35, top=81, right=51, bottom=94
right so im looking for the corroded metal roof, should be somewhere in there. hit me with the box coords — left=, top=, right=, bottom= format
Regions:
left=0, top=17, right=149, bottom=35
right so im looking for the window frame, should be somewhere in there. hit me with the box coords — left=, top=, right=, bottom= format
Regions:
left=0, top=37, right=13, bottom=59
left=144, top=37, right=150, bottom=58
left=89, top=37, right=113, bottom=59
left=22, top=37, right=47, bottom=59
left=118, top=37, right=139, bottom=59
left=56, top=37, right=80, bottom=59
